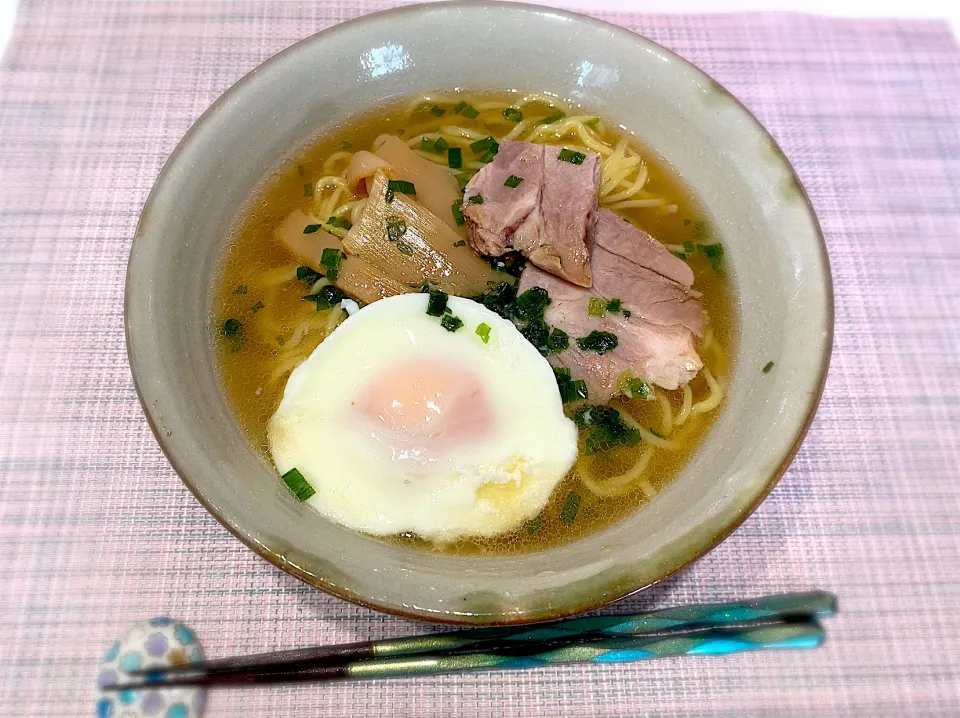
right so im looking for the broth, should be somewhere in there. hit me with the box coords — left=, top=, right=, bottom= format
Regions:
left=212, top=91, right=737, bottom=555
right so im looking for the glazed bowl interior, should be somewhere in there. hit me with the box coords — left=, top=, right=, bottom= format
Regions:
left=126, top=1, right=831, bottom=624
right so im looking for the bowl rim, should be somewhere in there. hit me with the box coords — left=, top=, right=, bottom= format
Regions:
left=126, top=0, right=834, bottom=624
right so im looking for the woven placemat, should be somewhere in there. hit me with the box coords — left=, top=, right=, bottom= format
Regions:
left=1, top=1, right=959, bottom=715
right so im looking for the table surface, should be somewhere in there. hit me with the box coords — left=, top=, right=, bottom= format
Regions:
left=1, top=1, right=960, bottom=716
left=1, top=0, right=959, bottom=57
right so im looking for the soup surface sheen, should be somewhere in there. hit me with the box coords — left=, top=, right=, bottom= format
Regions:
left=212, top=91, right=737, bottom=555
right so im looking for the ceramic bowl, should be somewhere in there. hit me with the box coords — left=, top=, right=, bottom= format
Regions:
left=126, top=1, right=832, bottom=624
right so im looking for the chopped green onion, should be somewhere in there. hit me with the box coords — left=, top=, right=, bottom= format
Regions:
left=585, top=117, right=600, bottom=127
left=683, top=218, right=692, bottom=226
left=420, top=136, right=448, bottom=154
left=763, top=361, right=775, bottom=374
left=430, top=105, right=446, bottom=117
left=577, top=330, right=618, bottom=355
left=341, top=141, right=353, bottom=150
left=628, top=378, right=653, bottom=400
left=690, top=220, right=708, bottom=241
left=302, top=284, right=348, bottom=311
left=514, top=286, right=551, bottom=321
left=503, top=107, right=523, bottom=122
left=452, top=100, right=467, bottom=113
left=521, top=319, right=550, bottom=350
left=327, top=216, right=352, bottom=230
left=546, top=327, right=569, bottom=353
left=234, top=285, right=247, bottom=295
left=386, top=180, right=416, bottom=202
left=303, top=224, right=322, bottom=234
left=395, top=239, right=415, bottom=255
left=448, top=147, right=462, bottom=169
left=386, top=216, right=407, bottom=242
left=426, top=289, right=449, bottom=317
left=541, top=112, right=565, bottom=125
left=588, top=297, right=607, bottom=317
left=649, top=427, right=665, bottom=439
left=276, top=336, right=285, bottom=346
left=504, top=175, right=524, bottom=188
left=281, top=467, right=315, bottom=502
left=526, top=515, right=544, bottom=535
left=440, top=314, right=464, bottom=332
left=453, top=240, right=467, bottom=247
left=701, top=243, right=724, bottom=259
left=557, top=365, right=590, bottom=403
left=456, top=171, right=474, bottom=191
left=475, top=322, right=492, bottom=344
left=623, top=310, right=632, bottom=319
left=467, top=194, right=484, bottom=205
left=251, top=301, right=264, bottom=313
left=470, top=136, right=499, bottom=156
left=459, top=104, right=479, bottom=119
left=560, top=491, right=582, bottom=526
left=480, top=150, right=497, bottom=163
left=557, top=148, right=586, bottom=165
left=451, top=201, right=465, bottom=226
left=682, top=241, right=695, bottom=253
left=223, top=318, right=242, bottom=336
left=320, top=247, right=343, bottom=281
left=296, top=265, right=323, bottom=285
left=573, top=405, right=640, bottom=455
left=303, top=183, right=313, bottom=197
left=487, top=250, right=526, bottom=277
left=606, top=298, right=622, bottom=313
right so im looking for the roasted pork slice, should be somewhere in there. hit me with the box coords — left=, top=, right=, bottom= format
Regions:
left=591, top=208, right=694, bottom=288
left=463, top=141, right=599, bottom=287
left=517, top=222, right=704, bottom=399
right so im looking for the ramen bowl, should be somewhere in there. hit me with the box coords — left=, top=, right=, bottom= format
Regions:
left=125, top=1, right=832, bottom=624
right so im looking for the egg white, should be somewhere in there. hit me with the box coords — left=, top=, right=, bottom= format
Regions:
left=267, top=293, right=578, bottom=542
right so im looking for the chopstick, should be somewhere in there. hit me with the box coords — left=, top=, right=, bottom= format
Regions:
left=108, top=591, right=834, bottom=689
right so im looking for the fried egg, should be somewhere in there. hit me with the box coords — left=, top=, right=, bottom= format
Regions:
left=267, top=293, right=578, bottom=541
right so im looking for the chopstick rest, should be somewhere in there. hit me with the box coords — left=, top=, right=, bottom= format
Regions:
left=96, top=617, right=206, bottom=718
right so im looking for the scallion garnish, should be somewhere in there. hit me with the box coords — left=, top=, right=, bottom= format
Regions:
left=234, top=285, right=247, bottom=295
left=514, top=287, right=551, bottom=321
left=577, top=330, right=618, bottom=355
left=441, top=314, right=464, bottom=332
left=451, top=200, right=465, bottom=226
left=588, top=298, right=606, bottom=317
left=456, top=172, right=474, bottom=191
left=320, top=247, right=343, bottom=281
left=296, top=265, right=323, bottom=285
left=475, top=322, right=492, bottom=344
left=453, top=100, right=467, bottom=113
left=341, top=141, right=353, bottom=150
left=585, top=117, right=600, bottom=127
left=420, top=136, right=448, bottom=154
left=281, top=467, right=315, bottom=502
left=573, top=405, right=640, bottom=455
left=504, top=175, right=524, bottom=188
left=541, top=112, right=565, bottom=125
left=467, top=194, right=484, bottom=205
left=327, top=216, right=352, bottom=230
left=386, top=215, right=407, bottom=242
left=303, top=183, right=313, bottom=197
left=385, top=179, right=416, bottom=202
left=251, top=301, right=264, bottom=313
left=223, top=318, right=242, bottom=336
left=623, top=309, right=632, bottom=319
left=682, top=241, right=695, bottom=254
left=606, top=298, right=622, bottom=313
left=554, top=367, right=588, bottom=404
left=470, top=136, right=499, bottom=156
left=430, top=105, right=446, bottom=117
left=448, top=147, right=462, bottom=169
left=459, top=104, right=479, bottom=119
left=303, top=224, right=322, bottom=234
left=302, top=284, right=348, bottom=311
left=426, top=289, right=449, bottom=317
left=557, top=148, right=586, bottom=165
left=503, top=107, right=523, bottom=122
left=560, top=491, right=582, bottom=525
left=628, top=378, right=653, bottom=400
left=547, top=327, right=569, bottom=353
left=763, top=361, right=775, bottom=374
left=453, top=240, right=467, bottom=247
left=396, top=240, right=414, bottom=255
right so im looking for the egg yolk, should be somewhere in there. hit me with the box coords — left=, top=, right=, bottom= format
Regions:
left=355, top=358, right=494, bottom=455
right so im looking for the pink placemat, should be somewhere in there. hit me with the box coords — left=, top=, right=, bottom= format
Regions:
left=2, top=1, right=960, bottom=715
